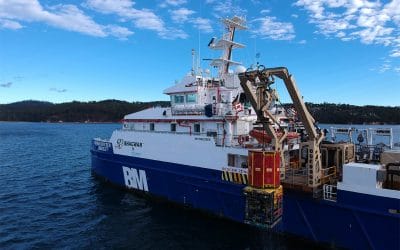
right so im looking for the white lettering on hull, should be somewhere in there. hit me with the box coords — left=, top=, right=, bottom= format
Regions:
left=122, top=166, right=149, bottom=191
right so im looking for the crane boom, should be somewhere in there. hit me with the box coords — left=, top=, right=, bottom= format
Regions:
left=239, top=67, right=324, bottom=189
left=261, top=67, right=317, bottom=139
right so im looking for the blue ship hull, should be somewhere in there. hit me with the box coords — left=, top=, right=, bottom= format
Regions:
left=91, top=147, right=400, bottom=250
left=282, top=190, right=399, bottom=250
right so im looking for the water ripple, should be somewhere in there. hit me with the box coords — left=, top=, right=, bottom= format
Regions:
left=2, top=122, right=387, bottom=249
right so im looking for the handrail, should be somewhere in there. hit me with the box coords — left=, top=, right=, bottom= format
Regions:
left=322, top=166, right=337, bottom=178
left=323, top=184, right=337, bottom=202
left=115, top=129, right=257, bottom=147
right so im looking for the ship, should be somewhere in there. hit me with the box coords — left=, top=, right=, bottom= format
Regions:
left=91, top=17, right=400, bottom=250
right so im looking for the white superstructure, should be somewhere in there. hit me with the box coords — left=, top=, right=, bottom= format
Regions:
left=107, top=16, right=292, bottom=175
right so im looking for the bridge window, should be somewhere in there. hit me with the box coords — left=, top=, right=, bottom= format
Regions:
left=228, top=154, right=235, bottom=167
left=150, top=123, right=155, bottom=131
left=194, top=123, right=200, bottom=134
left=174, top=95, right=185, bottom=104
left=206, top=131, right=217, bottom=137
left=186, top=93, right=197, bottom=103
left=170, top=123, right=176, bottom=132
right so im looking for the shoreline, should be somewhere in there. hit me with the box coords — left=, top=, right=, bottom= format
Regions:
left=0, top=121, right=121, bottom=124
left=1, top=121, right=399, bottom=125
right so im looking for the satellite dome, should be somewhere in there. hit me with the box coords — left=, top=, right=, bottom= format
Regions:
left=235, top=65, right=246, bottom=74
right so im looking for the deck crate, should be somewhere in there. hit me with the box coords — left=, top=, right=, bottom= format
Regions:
left=248, top=150, right=280, bottom=188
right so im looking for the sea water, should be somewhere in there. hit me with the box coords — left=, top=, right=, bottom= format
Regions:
left=1, top=122, right=398, bottom=249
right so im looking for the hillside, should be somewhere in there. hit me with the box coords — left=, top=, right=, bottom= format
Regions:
left=0, top=100, right=169, bottom=122
left=0, top=100, right=399, bottom=124
left=305, top=103, right=400, bottom=124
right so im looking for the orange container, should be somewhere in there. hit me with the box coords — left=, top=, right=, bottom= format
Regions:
left=248, top=150, right=280, bottom=188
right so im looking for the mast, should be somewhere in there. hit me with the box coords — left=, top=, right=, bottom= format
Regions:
left=224, top=25, right=235, bottom=74
left=191, top=49, right=195, bottom=76
left=208, top=16, right=247, bottom=77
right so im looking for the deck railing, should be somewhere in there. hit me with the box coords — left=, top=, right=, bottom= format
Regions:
left=118, top=128, right=256, bottom=148
left=323, top=184, right=337, bottom=202
left=321, top=166, right=337, bottom=184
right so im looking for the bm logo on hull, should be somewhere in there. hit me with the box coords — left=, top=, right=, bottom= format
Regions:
left=122, top=166, right=149, bottom=191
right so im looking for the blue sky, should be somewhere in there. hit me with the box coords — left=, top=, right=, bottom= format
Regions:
left=0, top=0, right=399, bottom=106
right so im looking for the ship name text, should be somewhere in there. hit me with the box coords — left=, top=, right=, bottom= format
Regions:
left=93, top=140, right=112, bottom=152
left=116, top=139, right=143, bottom=149
left=122, top=166, right=149, bottom=191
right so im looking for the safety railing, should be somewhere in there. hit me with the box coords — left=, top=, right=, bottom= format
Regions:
left=323, top=184, right=337, bottom=202
left=282, top=167, right=308, bottom=186
left=117, top=129, right=258, bottom=148
left=321, top=166, right=337, bottom=184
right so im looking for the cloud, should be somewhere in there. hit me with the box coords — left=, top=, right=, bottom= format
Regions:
left=158, top=27, right=188, bottom=39
left=370, top=58, right=400, bottom=73
left=213, top=0, right=247, bottom=17
left=0, top=19, right=23, bottom=29
left=0, top=82, right=12, bottom=88
left=294, top=0, right=400, bottom=57
left=170, top=8, right=195, bottom=23
left=86, top=0, right=164, bottom=32
left=84, top=0, right=135, bottom=15
left=252, top=16, right=295, bottom=41
left=105, top=25, right=134, bottom=40
left=49, top=88, right=67, bottom=93
left=43, top=4, right=106, bottom=37
left=168, top=8, right=212, bottom=33
left=86, top=0, right=187, bottom=39
left=390, top=47, right=400, bottom=57
left=0, top=0, right=132, bottom=39
left=378, top=63, right=391, bottom=73
left=190, top=17, right=213, bottom=33
left=310, top=16, right=355, bottom=36
left=160, top=0, right=187, bottom=8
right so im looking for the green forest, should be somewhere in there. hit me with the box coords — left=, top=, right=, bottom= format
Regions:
left=305, top=103, right=400, bottom=124
left=0, top=100, right=399, bottom=124
left=0, top=100, right=169, bottom=122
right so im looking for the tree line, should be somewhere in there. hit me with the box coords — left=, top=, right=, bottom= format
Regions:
left=0, top=100, right=399, bottom=124
left=0, top=100, right=169, bottom=122
left=304, top=102, right=400, bottom=124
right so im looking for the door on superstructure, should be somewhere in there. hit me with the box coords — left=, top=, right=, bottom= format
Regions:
left=217, top=122, right=224, bottom=146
